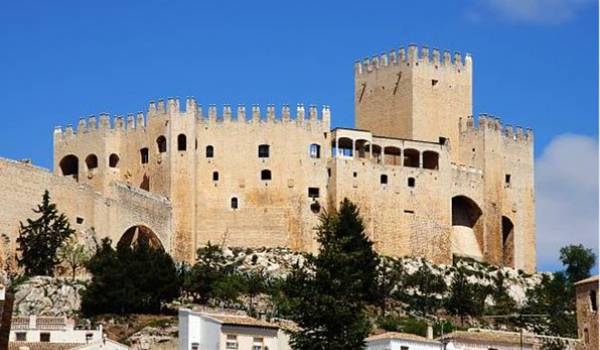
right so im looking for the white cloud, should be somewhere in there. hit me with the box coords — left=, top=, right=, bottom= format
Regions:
left=535, top=134, right=598, bottom=270
left=467, top=0, right=595, bottom=24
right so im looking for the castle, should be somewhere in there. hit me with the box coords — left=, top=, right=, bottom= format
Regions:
left=0, top=44, right=536, bottom=272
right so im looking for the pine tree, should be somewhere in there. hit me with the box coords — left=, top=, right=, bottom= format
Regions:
left=17, top=190, right=75, bottom=276
left=445, top=267, right=488, bottom=326
left=285, top=198, right=379, bottom=350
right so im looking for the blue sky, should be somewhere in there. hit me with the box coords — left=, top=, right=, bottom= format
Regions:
left=0, top=0, right=597, bottom=272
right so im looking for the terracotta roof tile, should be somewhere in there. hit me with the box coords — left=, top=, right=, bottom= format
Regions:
left=367, top=332, right=439, bottom=344
left=439, top=331, right=536, bottom=346
left=8, top=342, right=83, bottom=350
left=203, top=313, right=279, bottom=329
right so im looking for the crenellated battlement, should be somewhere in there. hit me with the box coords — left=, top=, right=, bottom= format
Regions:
left=459, top=114, right=534, bottom=144
left=355, top=44, right=472, bottom=75
left=53, top=98, right=331, bottom=138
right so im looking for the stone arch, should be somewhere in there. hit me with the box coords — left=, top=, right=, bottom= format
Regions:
left=502, top=216, right=515, bottom=267
left=85, top=154, right=98, bottom=171
left=383, top=146, right=401, bottom=166
left=355, top=139, right=369, bottom=158
left=422, top=151, right=439, bottom=170
left=59, top=155, right=79, bottom=181
left=177, top=134, right=187, bottom=151
left=451, top=195, right=484, bottom=260
left=403, top=148, right=420, bottom=168
left=109, top=153, right=120, bottom=168
left=117, top=225, right=164, bottom=250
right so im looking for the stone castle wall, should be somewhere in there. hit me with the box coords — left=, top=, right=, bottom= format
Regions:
left=0, top=157, right=172, bottom=260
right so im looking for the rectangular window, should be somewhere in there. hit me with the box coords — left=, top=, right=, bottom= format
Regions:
left=226, top=335, right=238, bottom=349
left=140, top=148, right=149, bottom=164
left=16, top=332, right=26, bottom=341
left=308, top=187, right=320, bottom=198
left=401, top=346, right=409, bottom=350
left=191, top=343, right=199, bottom=350
left=40, top=333, right=50, bottom=342
left=590, top=290, right=597, bottom=311
left=258, top=144, right=270, bottom=158
left=505, top=174, right=511, bottom=185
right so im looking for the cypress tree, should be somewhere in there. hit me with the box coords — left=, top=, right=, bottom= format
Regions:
left=285, top=198, right=379, bottom=350
left=17, top=190, right=74, bottom=276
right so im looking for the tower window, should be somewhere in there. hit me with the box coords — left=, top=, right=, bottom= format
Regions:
left=261, top=169, right=272, bottom=180
left=85, top=154, right=98, bottom=170
left=206, top=145, right=214, bottom=158
left=309, top=144, right=321, bottom=158
left=408, top=177, right=415, bottom=187
left=213, top=171, right=219, bottom=181
left=590, top=290, right=597, bottom=311
left=140, top=148, right=149, bottom=164
left=177, top=134, right=187, bottom=151
left=258, top=144, right=270, bottom=158
left=380, top=174, right=388, bottom=185
left=109, top=154, right=119, bottom=168
left=156, top=135, right=167, bottom=153
left=432, top=79, right=439, bottom=86
left=231, top=197, right=239, bottom=209
left=40, top=333, right=50, bottom=342
left=308, top=187, right=320, bottom=198
left=353, top=172, right=357, bottom=178
left=505, top=174, right=511, bottom=186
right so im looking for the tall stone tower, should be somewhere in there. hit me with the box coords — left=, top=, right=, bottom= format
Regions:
left=355, top=45, right=472, bottom=161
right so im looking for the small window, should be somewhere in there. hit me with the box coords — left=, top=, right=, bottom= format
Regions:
left=380, top=174, right=388, bottom=184
left=584, top=328, right=590, bottom=343
left=156, top=135, right=167, bottom=153
left=401, top=346, right=409, bottom=350
left=206, top=145, right=214, bottom=158
left=261, top=169, right=272, bottom=181
left=177, top=134, right=187, bottom=151
left=590, top=290, right=597, bottom=311
left=231, top=197, right=238, bottom=209
left=310, top=201, right=321, bottom=213
left=327, top=168, right=331, bottom=177
left=85, top=333, right=94, bottom=342
left=226, top=334, right=238, bottom=349
left=76, top=217, right=84, bottom=224
left=213, top=171, right=219, bottom=181
left=432, top=79, right=438, bottom=86
left=109, top=154, right=119, bottom=168
left=308, top=187, right=320, bottom=198
left=309, top=144, right=321, bottom=158
left=140, top=148, right=149, bottom=164
left=505, top=174, right=511, bottom=185
left=85, top=154, right=98, bottom=170
left=40, top=333, right=50, bottom=342
left=353, top=172, right=357, bottom=178
left=408, top=177, right=415, bottom=187
left=16, top=332, right=26, bottom=341
left=191, top=343, right=200, bottom=350
left=439, top=137, right=447, bottom=145
left=258, top=144, right=270, bottom=158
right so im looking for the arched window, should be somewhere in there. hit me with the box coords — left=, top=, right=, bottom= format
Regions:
left=231, top=197, right=239, bottom=209
left=213, top=171, right=219, bottom=181
left=261, top=169, right=272, bottom=180
left=59, top=155, right=79, bottom=181
left=380, top=174, right=388, bottom=184
left=206, top=145, right=214, bottom=158
left=140, top=148, right=149, bottom=164
left=423, top=151, right=439, bottom=170
left=109, top=154, right=119, bottom=168
left=309, top=144, right=321, bottom=158
left=384, top=146, right=401, bottom=166
left=258, top=144, right=270, bottom=158
left=156, top=136, right=167, bottom=153
left=403, top=148, right=420, bottom=168
left=177, top=134, right=187, bottom=151
left=85, top=154, right=98, bottom=170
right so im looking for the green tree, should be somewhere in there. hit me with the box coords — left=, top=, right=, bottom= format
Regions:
left=445, top=267, right=489, bottom=326
left=17, top=190, right=74, bottom=276
left=403, top=262, right=447, bottom=316
left=244, top=270, right=266, bottom=315
left=183, top=242, right=231, bottom=304
left=81, top=237, right=179, bottom=315
left=58, top=234, right=90, bottom=280
left=487, top=271, right=517, bottom=316
left=559, top=244, right=596, bottom=285
left=284, top=198, right=379, bottom=350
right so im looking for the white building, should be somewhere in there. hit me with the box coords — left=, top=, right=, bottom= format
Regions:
left=365, top=331, right=442, bottom=350
left=178, top=308, right=291, bottom=350
left=8, top=316, right=128, bottom=350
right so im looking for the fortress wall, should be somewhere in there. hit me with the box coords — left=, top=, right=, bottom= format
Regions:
left=457, top=115, right=535, bottom=271
left=329, top=135, right=452, bottom=264
left=0, top=157, right=172, bottom=259
left=194, top=106, right=330, bottom=255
